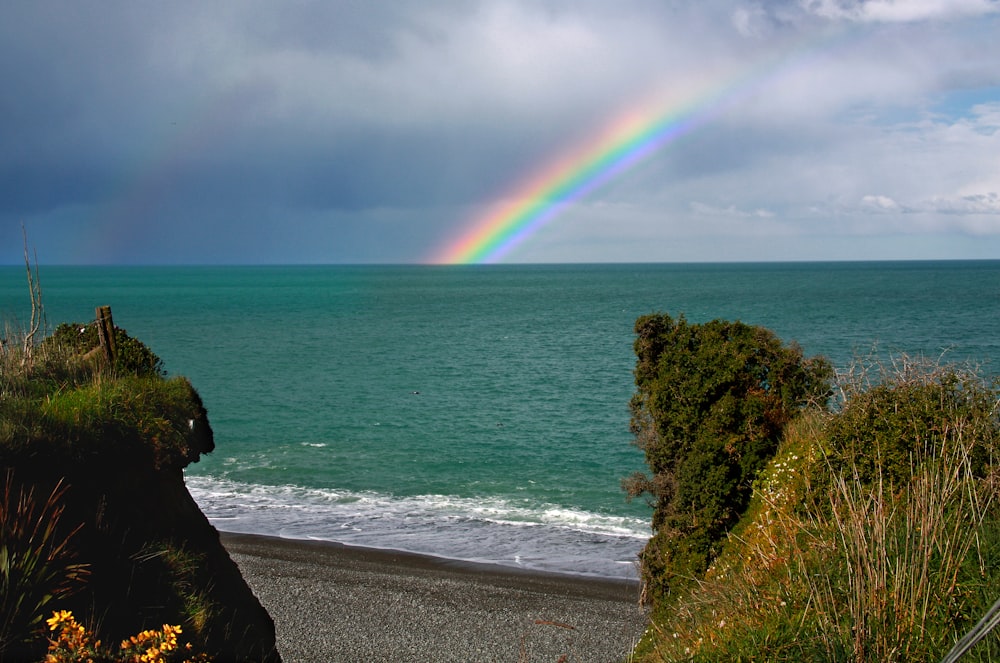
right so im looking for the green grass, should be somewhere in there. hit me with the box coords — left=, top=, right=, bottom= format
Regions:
left=134, top=542, right=216, bottom=635
left=1, top=321, right=212, bottom=470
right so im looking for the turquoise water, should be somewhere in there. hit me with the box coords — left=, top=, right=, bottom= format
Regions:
left=3, top=262, right=999, bottom=578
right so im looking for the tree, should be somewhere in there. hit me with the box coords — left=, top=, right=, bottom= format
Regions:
left=625, top=313, right=832, bottom=604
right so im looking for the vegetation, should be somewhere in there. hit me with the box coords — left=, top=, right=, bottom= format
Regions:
left=628, top=314, right=1000, bottom=662
left=43, top=320, right=166, bottom=377
left=2, top=316, right=211, bottom=471
left=1, top=243, right=278, bottom=660
left=0, top=314, right=229, bottom=661
left=44, top=609, right=208, bottom=663
left=625, top=313, right=833, bottom=605
left=0, top=474, right=88, bottom=655
left=11, top=253, right=999, bottom=661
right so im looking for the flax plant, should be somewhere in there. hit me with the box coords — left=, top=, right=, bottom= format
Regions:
left=0, top=472, right=89, bottom=657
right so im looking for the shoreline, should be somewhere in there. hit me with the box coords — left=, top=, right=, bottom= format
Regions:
left=220, top=531, right=648, bottom=662
left=220, top=531, right=642, bottom=592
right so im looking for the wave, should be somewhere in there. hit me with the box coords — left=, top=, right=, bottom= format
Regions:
left=185, top=474, right=649, bottom=579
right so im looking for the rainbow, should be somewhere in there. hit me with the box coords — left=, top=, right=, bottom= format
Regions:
left=431, top=34, right=843, bottom=265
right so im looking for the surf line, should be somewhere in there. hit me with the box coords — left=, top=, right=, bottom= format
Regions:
left=432, top=27, right=851, bottom=265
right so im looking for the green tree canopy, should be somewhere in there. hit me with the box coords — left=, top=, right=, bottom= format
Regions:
left=626, top=313, right=832, bottom=602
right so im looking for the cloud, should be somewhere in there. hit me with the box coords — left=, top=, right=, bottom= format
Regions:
left=731, top=5, right=771, bottom=37
left=923, top=193, right=1000, bottom=215
left=1, top=1, right=999, bottom=264
left=802, top=0, right=1000, bottom=23
left=860, top=195, right=902, bottom=212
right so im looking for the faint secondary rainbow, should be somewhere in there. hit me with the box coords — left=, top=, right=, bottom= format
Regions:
left=432, top=32, right=845, bottom=265
left=69, top=87, right=251, bottom=263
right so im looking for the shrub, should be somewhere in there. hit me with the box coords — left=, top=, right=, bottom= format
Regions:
left=814, top=359, right=1000, bottom=661
left=823, top=355, right=1000, bottom=493
left=44, top=609, right=210, bottom=662
left=43, top=321, right=165, bottom=378
left=625, top=313, right=832, bottom=605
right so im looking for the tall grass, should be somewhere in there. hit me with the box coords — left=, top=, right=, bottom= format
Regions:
left=1, top=323, right=91, bottom=657
left=816, top=441, right=996, bottom=660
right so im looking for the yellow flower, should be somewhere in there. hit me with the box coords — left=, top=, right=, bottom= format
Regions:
left=46, top=610, right=75, bottom=630
left=160, top=624, right=181, bottom=651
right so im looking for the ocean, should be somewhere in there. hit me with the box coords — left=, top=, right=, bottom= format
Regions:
left=3, top=262, right=999, bottom=579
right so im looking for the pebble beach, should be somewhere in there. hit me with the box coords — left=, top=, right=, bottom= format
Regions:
left=221, top=532, right=648, bottom=663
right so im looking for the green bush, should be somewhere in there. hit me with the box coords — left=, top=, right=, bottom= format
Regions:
left=2, top=320, right=165, bottom=404
left=824, top=357, right=1000, bottom=492
left=43, top=321, right=165, bottom=378
left=626, top=313, right=833, bottom=605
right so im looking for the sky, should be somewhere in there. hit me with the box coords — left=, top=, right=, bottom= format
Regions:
left=2, top=0, right=999, bottom=265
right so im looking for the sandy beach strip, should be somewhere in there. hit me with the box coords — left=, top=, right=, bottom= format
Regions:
left=220, top=532, right=648, bottom=663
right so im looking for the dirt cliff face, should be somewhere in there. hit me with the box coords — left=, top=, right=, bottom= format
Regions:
left=2, top=379, right=281, bottom=662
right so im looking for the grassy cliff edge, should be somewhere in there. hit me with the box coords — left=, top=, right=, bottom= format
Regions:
left=1, top=319, right=280, bottom=662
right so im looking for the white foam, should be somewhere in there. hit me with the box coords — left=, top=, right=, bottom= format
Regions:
left=185, top=475, right=648, bottom=579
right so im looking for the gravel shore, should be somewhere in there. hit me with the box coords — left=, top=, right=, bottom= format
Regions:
left=221, top=532, right=647, bottom=663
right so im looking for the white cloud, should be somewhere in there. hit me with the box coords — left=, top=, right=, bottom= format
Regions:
left=860, top=195, right=902, bottom=212
left=963, top=102, right=1000, bottom=132
left=731, top=5, right=771, bottom=37
left=802, top=0, right=1000, bottom=23
left=154, top=2, right=735, bottom=134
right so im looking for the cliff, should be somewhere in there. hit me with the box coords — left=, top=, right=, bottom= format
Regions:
left=1, top=323, right=281, bottom=661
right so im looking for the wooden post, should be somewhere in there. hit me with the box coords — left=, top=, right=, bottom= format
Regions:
left=95, top=305, right=116, bottom=364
